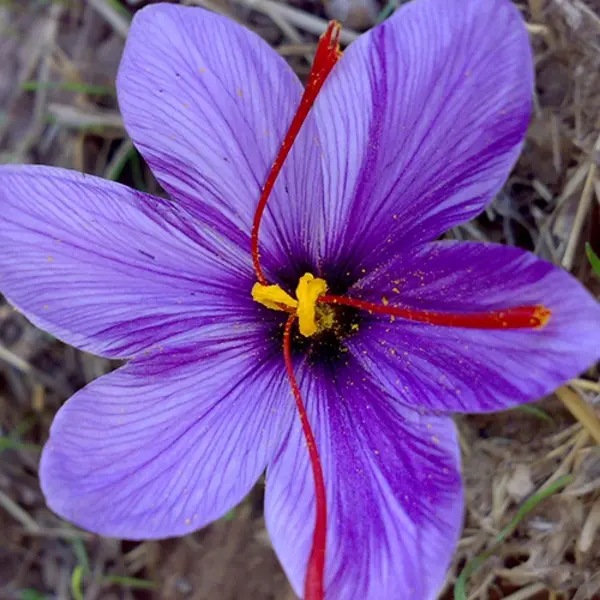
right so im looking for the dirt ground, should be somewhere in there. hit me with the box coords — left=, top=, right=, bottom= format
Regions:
left=1, top=0, right=600, bottom=599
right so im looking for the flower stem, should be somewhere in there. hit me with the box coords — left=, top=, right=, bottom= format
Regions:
left=283, top=315, right=327, bottom=600
left=251, top=21, right=343, bottom=285
left=319, top=295, right=551, bottom=329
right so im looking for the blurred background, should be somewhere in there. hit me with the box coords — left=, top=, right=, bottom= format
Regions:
left=1, top=0, right=600, bottom=598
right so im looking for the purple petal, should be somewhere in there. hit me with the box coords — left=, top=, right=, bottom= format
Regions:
left=314, top=0, right=533, bottom=272
left=349, top=241, right=600, bottom=413
left=265, top=360, right=463, bottom=599
left=41, top=335, right=293, bottom=539
left=117, top=4, right=324, bottom=272
left=0, top=165, right=255, bottom=358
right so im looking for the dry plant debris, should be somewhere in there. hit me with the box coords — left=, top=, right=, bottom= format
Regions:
left=0, top=0, right=599, bottom=598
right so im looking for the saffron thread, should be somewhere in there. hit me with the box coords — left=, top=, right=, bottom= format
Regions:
left=283, top=315, right=328, bottom=600
left=319, top=295, right=551, bottom=329
left=251, top=21, right=343, bottom=285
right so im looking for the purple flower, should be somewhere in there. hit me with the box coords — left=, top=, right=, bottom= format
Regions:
left=0, top=0, right=599, bottom=598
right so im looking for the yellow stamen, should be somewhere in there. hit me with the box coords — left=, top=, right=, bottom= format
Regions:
left=251, top=273, right=328, bottom=337
left=251, top=283, right=297, bottom=311
left=296, top=274, right=328, bottom=337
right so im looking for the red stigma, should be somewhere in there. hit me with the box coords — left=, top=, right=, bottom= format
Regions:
left=320, top=295, right=552, bottom=330
left=251, top=21, right=342, bottom=285
left=283, top=316, right=328, bottom=600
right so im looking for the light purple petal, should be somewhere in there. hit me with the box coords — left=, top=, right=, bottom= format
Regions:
left=41, top=334, right=293, bottom=539
left=117, top=4, right=324, bottom=273
left=314, top=0, right=533, bottom=273
left=265, top=360, right=463, bottom=599
left=0, top=165, right=256, bottom=358
left=349, top=241, right=600, bottom=413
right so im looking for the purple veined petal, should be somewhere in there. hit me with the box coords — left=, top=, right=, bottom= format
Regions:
left=41, top=333, right=294, bottom=539
left=117, top=4, right=324, bottom=275
left=348, top=241, right=600, bottom=413
left=265, top=359, right=463, bottom=599
left=0, top=165, right=258, bottom=359
left=314, top=0, right=533, bottom=274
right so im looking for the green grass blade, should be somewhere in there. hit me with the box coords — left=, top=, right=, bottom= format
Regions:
left=454, top=475, right=571, bottom=600
left=22, top=81, right=115, bottom=96
left=12, top=416, right=37, bottom=437
left=0, top=437, right=40, bottom=452
left=223, top=508, right=236, bottom=521
left=71, top=536, right=90, bottom=574
left=0, top=419, right=41, bottom=453
left=376, top=0, right=398, bottom=23
left=102, top=575, right=158, bottom=590
left=585, top=243, right=600, bottom=276
left=514, top=404, right=554, bottom=425
left=71, top=566, right=85, bottom=600
left=129, top=148, right=146, bottom=191
left=19, top=590, right=49, bottom=600
left=105, top=0, right=131, bottom=20
left=375, top=0, right=413, bottom=22
left=498, top=476, right=571, bottom=543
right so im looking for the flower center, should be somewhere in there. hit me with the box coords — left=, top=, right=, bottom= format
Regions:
left=252, top=273, right=331, bottom=337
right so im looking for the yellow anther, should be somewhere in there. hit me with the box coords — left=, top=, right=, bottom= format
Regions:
left=296, top=274, right=328, bottom=337
left=251, top=273, right=328, bottom=337
left=251, top=283, right=297, bottom=311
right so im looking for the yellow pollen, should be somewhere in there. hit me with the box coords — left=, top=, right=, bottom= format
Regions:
left=251, top=273, right=328, bottom=337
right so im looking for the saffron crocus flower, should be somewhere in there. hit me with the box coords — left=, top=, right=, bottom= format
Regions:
left=1, top=0, right=599, bottom=598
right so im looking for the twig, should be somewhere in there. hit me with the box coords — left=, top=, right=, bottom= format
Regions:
left=33, top=3, right=62, bottom=124
left=227, top=0, right=360, bottom=44
left=0, top=2, right=63, bottom=160
left=0, top=490, right=41, bottom=532
left=550, top=113, right=561, bottom=175
left=88, top=0, right=130, bottom=38
left=0, top=23, right=45, bottom=146
left=268, top=11, right=313, bottom=63
left=503, top=583, right=548, bottom=600
left=47, top=103, right=123, bottom=130
left=0, top=342, right=72, bottom=396
left=577, top=496, right=600, bottom=553
left=571, top=378, right=600, bottom=394
left=594, top=177, right=600, bottom=208
left=456, top=222, right=490, bottom=242
left=562, top=132, right=600, bottom=270
left=278, top=43, right=318, bottom=57
left=20, top=527, right=94, bottom=540
left=104, top=138, right=134, bottom=180
left=535, top=161, right=588, bottom=258
left=528, top=0, right=544, bottom=22
left=0, top=344, right=35, bottom=373
left=525, top=23, right=550, bottom=36
left=557, top=386, right=600, bottom=445
left=540, top=429, right=588, bottom=492
left=183, top=0, right=241, bottom=21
